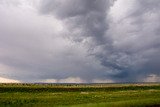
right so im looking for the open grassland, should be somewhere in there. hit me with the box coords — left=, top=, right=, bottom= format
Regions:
left=0, top=83, right=160, bottom=107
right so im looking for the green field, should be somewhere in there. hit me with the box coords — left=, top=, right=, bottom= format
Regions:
left=0, top=83, right=160, bottom=107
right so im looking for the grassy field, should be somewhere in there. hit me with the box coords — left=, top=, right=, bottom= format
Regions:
left=0, top=83, right=160, bottom=107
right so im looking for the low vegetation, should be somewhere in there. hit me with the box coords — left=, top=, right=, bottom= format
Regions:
left=0, top=83, right=160, bottom=107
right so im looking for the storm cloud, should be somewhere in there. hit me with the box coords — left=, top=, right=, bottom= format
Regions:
left=0, top=0, right=160, bottom=83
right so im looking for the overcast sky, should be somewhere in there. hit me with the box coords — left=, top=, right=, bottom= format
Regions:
left=0, top=0, right=160, bottom=83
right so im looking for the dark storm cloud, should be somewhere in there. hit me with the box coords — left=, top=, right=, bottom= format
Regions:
left=40, top=0, right=133, bottom=81
left=0, top=0, right=160, bottom=82
left=106, top=0, right=160, bottom=81
left=40, top=0, right=113, bottom=44
left=40, top=0, right=160, bottom=82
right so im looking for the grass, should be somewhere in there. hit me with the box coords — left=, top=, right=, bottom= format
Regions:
left=0, top=83, right=160, bottom=107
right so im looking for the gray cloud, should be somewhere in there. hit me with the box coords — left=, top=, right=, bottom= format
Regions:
left=40, top=0, right=160, bottom=82
left=0, top=0, right=160, bottom=82
left=109, top=0, right=160, bottom=81
left=40, top=0, right=113, bottom=44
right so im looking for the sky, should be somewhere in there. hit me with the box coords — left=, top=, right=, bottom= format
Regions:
left=0, top=0, right=160, bottom=83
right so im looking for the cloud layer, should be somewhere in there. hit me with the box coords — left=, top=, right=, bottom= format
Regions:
left=0, top=0, right=160, bottom=83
